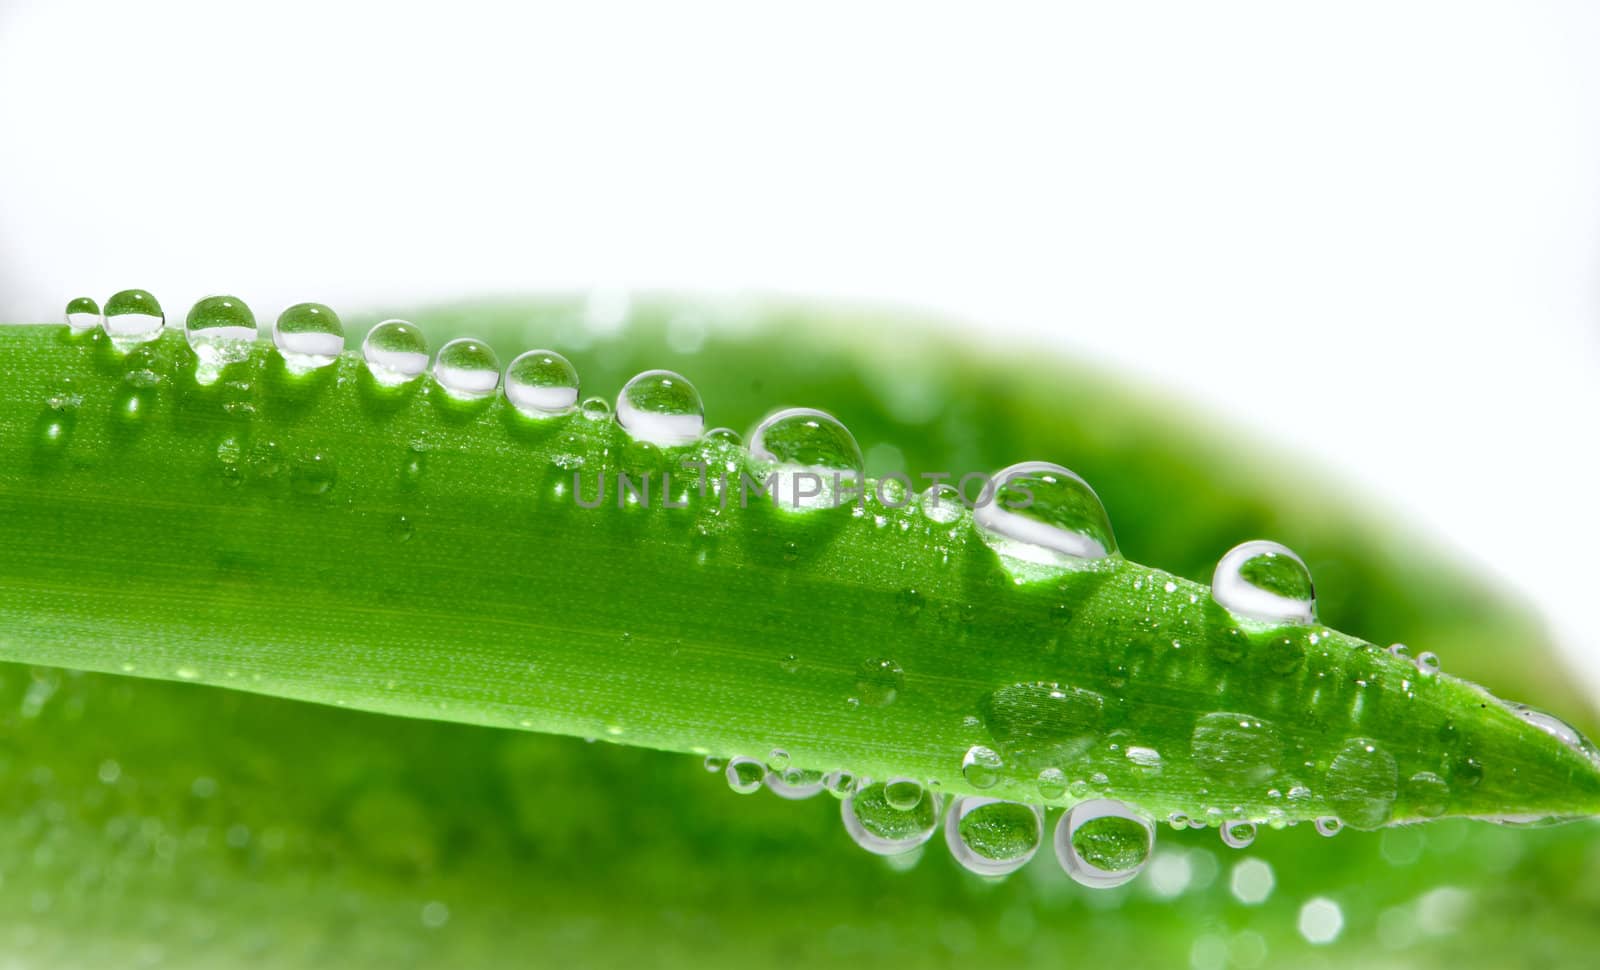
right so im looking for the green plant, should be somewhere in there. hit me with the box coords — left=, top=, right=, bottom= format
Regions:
left=1, top=291, right=1596, bottom=967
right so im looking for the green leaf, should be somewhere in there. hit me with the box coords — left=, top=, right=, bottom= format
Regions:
left=1, top=297, right=1596, bottom=966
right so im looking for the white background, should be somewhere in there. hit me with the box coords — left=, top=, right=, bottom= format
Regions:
left=2, top=1, right=1597, bottom=693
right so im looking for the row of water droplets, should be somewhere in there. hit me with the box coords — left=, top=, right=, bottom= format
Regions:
left=705, top=752, right=1155, bottom=887
left=64, top=291, right=1600, bottom=838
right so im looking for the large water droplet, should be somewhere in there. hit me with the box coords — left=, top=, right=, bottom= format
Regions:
left=1191, top=712, right=1283, bottom=785
left=103, top=289, right=165, bottom=350
left=974, top=461, right=1116, bottom=566
left=65, top=297, right=100, bottom=332
left=747, top=407, right=863, bottom=510
left=273, top=303, right=344, bottom=372
left=946, top=797, right=1042, bottom=876
left=979, top=681, right=1104, bottom=768
left=1508, top=703, right=1600, bottom=762
left=1055, top=799, right=1153, bottom=889
left=505, top=349, right=579, bottom=417
left=185, top=295, right=257, bottom=380
left=433, top=338, right=501, bottom=400
left=841, top=781, right=942, bottom=856
left=362, top=320, right=430, bottom=386
left=1212, top=540, right=1316, bottom=624
left=616, top=369, right=704, bottom=446
left=1325, top=738, right=1398, bottom=829
left=961, top=745, right=1003, bottom=789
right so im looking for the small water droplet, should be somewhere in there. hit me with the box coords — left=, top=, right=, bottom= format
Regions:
left=291, top=452, right=337, bottom=496
left=779, top=653, right=799, bottom=673
left=1415, top=651, right=1441, bottom=676
left=1126, top=746, right=1164, bottom=773
left=580, top=396, right=611, bottom=420
left=919, top=483, right=964, bottom=524
left=616, top=369, right=704, bottom=446
left=65, top=296, right=100, bottom=332
left=703, top=426, right=742, bottom=446
left=747, top=407, right=863, bottom=509
left=102, top=289, right=165, bottom=350
left=824, top=770, right=858, bottom=798
left=946, top=797, right=1042, bottom=876
left=184, top=295, right=257, bottom=381
left=767, top=748, right=791, bottom=772
left=961, top=745, right=1003, bottom=789
left=974, top=461, right=1117, bottom=566
left=725, top=756, right=765, bottom=794
left=1036, top=767, right=1068, bottom=800
left=841, top=781, right=942, bottom=856
left=432, top=337, right=501, bottom=400
left=390, top=514, right=415, bottom=542
left=1212, top=540, right=1316, bottom=624
left=1407, top=771, right=1450, bottom=818
left=362, top=320, right=430, bottom=385
left=883, top=777, right=926, bottom=811
left=854, top=657, right=904, bottom=708
left=766, top=767, right=825, bottom=800
left=505, top=349, right=579, bottom=417
left=896, top=588, right=925, bottom=617
left=1220, top=821, right=1257, bottom=849
left=703, top=755, right=727, bottom=773
left=273, top=303, right=344, bottom=372
left=1055, top=799, right=1153, bottom=889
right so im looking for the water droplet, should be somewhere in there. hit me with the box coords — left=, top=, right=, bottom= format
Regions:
left=946, top=797, right=1043, bottom=876
left=580, top=397, right=611, bottom=421
left=974, top=461, right=1117, bottom=566
left=1126, top=746, right=1163, bottom=772
left=389, top=515, right=415, bottom=542
left=1415, top=651, right=1441, bottom=676
left=841, top=781, right=942, bottom=856
left=766, top=767, right=825, bottom=800
left=1313, top=816, right=1344, bottom=837
left=747, top=407, right=863, bottom=509
left=854, top=657, right=904, bottom=708
left=273, top=303, right=344, bottom=371
left=1211, top=540, right=1316, bottom=624
left=920, top=483, right=964, bottom=524
left=362, top=320, right=430, bottom=385
left=1191, top=712, right=1283, bottom=785
left=432, top=337, right=501, bottom=400
left=1036, top=767, right=1068, bottom=800
left=1508, top=703, right=1600, bottom=762
left=767, top=748, right=791, bottom=771
left=64, top=296, right=100, bottom=332
left=1220, top=821, right=1257, bottom=849
left=883, top=777, right=926, bottom=811
left=824, top=770, right=858, bottom=798
left=185, top=295, right=257, bottom=380
left=616, top=369, right=704, bottom=446
left=961, top=745, right=1003, bottom=789
left=102, top=289, right=165, bottom=350
left=291, top=452, right=337, bottom=496
left=1325, top=738, right=1398, bottom=829
left=1055, top=799, right=1153, bottom=889
left=703, top=427, right=742, bottom=446
left=779, top=653, right=799, bottom=673
left=703, top=755, right=727, bottom=773
left=1407, top=771, right=1450, bottom=818
left=725, top=756, right=765, bottom=794
left=505, top=349, right=579, bottom=417
left=980, top=682, right=1105, bottom=768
